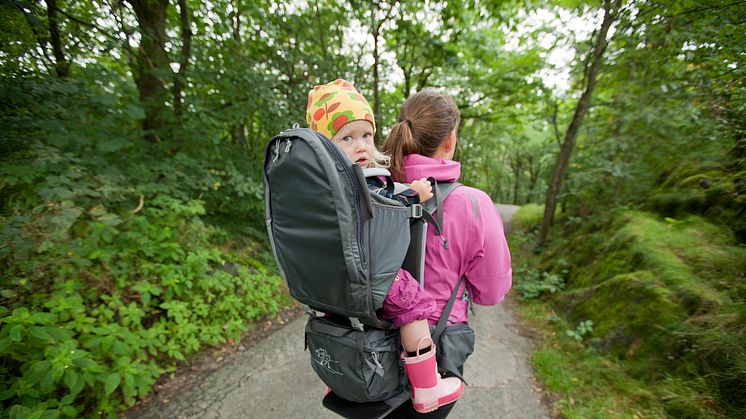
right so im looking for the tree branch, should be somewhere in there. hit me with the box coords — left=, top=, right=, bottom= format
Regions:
left=173, top=0, right=192, bottom=119
left=46, top=0, right=68, bottom=77
left=52, top=4, right=122, bottom=43
left=15, top=4, right=54, bottom=73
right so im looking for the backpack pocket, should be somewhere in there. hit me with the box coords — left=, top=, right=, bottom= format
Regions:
left=368, top=201, right=412, bottom=310
left=434, top=323, right=476, bottom=381
left=305, top=316, right=404, bottom=402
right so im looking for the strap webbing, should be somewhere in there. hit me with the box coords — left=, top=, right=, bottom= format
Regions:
left=433, top=276, right=464, bottom=344
left=422, top=179, right=462, bottom=248
left=309, top=320, right=348, bottom=337
left=432, top=276, right=467, bottom=382
left=419, top=210, right=441, bottom=235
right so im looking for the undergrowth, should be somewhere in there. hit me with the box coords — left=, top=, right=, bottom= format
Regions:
left=0, top=76, right=292, bottom=418
left=509, top=205, right=745, bottom=418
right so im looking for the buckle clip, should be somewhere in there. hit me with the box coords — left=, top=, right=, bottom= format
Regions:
left=411, top=204, right=423, bottom=218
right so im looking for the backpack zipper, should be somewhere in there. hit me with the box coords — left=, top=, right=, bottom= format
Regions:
left=271, top=139, right=281, bottom=163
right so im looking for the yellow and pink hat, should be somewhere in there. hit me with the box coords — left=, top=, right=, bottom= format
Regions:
left=306, top=79, right=376, bottom=140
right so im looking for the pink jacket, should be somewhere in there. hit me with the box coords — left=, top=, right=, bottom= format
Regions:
left=401, top=154, right=512, bottom=325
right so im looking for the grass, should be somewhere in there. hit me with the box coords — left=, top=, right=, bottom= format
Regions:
left=508, top=206, right=745, bottom=418
left=519, top=300, right=668, bottom=418
left=511, top=203, right=545, bottom=231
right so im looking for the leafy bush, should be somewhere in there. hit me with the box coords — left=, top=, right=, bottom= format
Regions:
left=0, top=75, right=288, bottom=417
left=566, top=320, right=593, bottom=342
left=0, top=188, right=285, bottom=417
left=513, top=264, right=565, bottom=300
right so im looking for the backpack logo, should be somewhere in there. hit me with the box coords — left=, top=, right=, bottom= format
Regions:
left=314, top=348, right=344, bottom=376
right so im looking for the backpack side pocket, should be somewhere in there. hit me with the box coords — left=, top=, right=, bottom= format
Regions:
left=434, top=323, right=475, bottom=381
left=305, top=316, right=404, bottom=402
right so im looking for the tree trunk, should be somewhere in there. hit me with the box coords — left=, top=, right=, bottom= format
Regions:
left=371, top=13, right=382, bottom=144
left=231, top=0, right=247, bottom=151
left=235, top=122, right=247, bottom=149
left=402, top=65, right=412, bottom=99
left=127, top=0, right=171, bottom=142
left=498, top=152, right=508, bottom=203
left=46, top=0, right=68, bottom=77
left=492, top=171, right=501, bottom=201
left=232, top=0, right=241, bottom=42
left=416, top=69, right=432, bottom=91
left=539, top=0, right=618, bottom=244
left=527, top=155, right=540, bottom=202
left=550, top=100, right=562, bottom=148
left=173, top=0, right=192, bottom=119
left=313, top=1, right=327, bottom=56
left=512, top=156, right=522, bottom=205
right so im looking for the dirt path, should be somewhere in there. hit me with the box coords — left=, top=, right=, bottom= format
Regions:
left=128, top=204, right=550, bottom=418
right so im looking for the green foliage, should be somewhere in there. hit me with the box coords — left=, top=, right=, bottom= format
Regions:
left=511, top=203, right=545, bottom=231
left=518, top=210, right=745, bottom=417
left=0, top=74, right=287, bottom=416
left=523, top=301, right=681, bottom=418
left=648, top=161, right=746, bottom=242
left=0, top=181, right=285, bottom=415
left=513, top=263, right=565, bottom=299
left=565, top=320, right=593, bottom=342
left=561, top=0, right=745, bottom=226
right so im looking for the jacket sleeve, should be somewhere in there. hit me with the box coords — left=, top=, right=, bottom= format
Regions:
left=463, top=191, right=512, bottom=305
left=367, top=177, right=420, bottom=206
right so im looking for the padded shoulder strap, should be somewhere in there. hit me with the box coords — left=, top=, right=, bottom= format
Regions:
left=422, top=180, right=462, bottom=248
left=362, top=168, right=391, bottom=177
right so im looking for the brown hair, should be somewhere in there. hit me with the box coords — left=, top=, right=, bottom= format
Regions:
left=382, top=90, right=460, bottom=181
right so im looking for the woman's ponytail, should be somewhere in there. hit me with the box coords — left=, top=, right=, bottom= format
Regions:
left=383, top=120, right=417, bottom=181
left=384, top=90, right=461, bottom=181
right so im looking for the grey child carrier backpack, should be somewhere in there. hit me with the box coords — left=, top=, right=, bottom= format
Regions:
left=263, top=127, right=469, bottom=415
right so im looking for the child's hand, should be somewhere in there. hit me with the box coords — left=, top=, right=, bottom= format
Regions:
left=410, top=178, right=433, bottom=203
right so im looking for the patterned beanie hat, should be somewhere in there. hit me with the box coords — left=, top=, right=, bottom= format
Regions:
left=306, top=79, right=376, bottom=140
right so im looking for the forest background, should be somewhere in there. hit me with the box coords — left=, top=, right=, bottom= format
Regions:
left=0, top=0, right=743, bottom=418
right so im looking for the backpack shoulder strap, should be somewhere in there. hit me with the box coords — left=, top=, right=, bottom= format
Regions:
left=432, top=276, right=463, bottom=343
left=422, top=179, right=462, bottom=249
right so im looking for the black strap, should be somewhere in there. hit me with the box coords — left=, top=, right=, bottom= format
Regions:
left=419, top=210, right=441, bottom=236
left=422, top=179, right=462, bottom=249
left=433, top=276, right=464, bottom=344
left=428, top=177, right=444, bottom=232
left=432, top=276, right=467, bottom=382
left=308, top=318, right=349, bottom=337
left=384, top=176, right=395, bottom=195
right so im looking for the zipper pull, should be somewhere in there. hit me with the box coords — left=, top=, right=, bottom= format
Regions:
left=272, top=139, right=280, bottom=162
left=371, top=352, right=385, bottom=377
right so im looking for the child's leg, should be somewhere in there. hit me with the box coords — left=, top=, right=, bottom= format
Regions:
left=399, top=319, right=432, bottom=353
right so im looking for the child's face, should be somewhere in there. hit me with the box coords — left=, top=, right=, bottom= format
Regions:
left=331, top=120, right=375, bottom=168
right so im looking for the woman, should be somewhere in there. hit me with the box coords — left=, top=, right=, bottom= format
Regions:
left=382, top=90, right=513, bottom=418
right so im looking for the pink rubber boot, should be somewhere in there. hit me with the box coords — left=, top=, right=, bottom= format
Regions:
left=402, top=337, right=464, bottom=413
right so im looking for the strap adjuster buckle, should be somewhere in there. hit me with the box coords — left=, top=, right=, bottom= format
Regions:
left=411, top=204, right=423, bottom=218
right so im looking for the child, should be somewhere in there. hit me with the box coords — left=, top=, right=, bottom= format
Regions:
left=306, top=79, right=464, bottom=413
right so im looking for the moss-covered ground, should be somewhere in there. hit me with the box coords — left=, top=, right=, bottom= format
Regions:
left=510, top=207, right=745, bottom=418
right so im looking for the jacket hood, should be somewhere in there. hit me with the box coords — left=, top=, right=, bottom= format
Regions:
left=402, top=154, right=461, bottom=183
